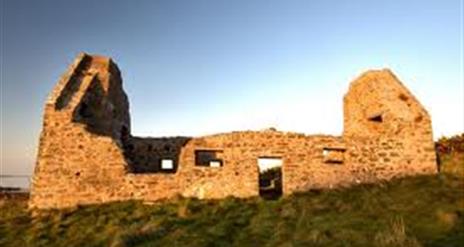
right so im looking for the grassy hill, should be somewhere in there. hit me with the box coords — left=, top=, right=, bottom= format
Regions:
left=1, top=136, right=463, bottom=247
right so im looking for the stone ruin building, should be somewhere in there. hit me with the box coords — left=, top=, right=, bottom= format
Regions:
left=29, top=53, right=437, bottom=209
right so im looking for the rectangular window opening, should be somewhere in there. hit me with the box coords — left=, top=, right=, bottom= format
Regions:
left=323, top=147, right=345, bottom=164
left=160, top=159, right=174, bottom=170
left=195, top=150, right=224, bottom=167
left=209, top=160, right=222, bottom=167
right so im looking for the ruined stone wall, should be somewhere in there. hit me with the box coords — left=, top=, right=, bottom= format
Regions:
left=29, top=54, right=132, bottom=208
left=123, top=131, right=352, bottom=198
left=343, top=69, right=437, bottom=179
left=29, top=54, right=438, bottom=209
left=110, top=128, right=436, bottom=200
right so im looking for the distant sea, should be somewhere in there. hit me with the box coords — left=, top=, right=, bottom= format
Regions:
left=0, top=176, right=31, bottom=189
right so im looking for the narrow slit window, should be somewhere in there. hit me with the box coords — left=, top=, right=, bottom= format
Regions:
left=368, top=114, right=383, bottom=123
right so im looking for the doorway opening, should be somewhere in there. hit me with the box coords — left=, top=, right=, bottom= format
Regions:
left=257, top=157, right=283, bottom=199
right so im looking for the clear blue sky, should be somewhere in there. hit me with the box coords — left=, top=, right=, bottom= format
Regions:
left=1, top=0, right=463, bottom=186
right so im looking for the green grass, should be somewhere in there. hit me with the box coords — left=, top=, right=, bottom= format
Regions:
left=439, top=152, right=464, bottom=177
left=1, top=173, right=463, bottom=247
left=2, top=146, right=463, bottom=247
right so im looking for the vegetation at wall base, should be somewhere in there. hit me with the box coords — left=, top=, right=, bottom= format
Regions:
left=1, top=135, right=463, bottom=247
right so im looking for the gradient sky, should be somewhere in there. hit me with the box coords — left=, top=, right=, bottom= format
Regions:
left=1, top=0, right=463, bottom=187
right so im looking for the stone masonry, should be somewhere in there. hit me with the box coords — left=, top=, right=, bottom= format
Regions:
left=29, top=53, right=437, bottom=209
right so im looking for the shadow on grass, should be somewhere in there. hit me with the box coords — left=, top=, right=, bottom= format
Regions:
left=1, top=174, right=463, bottom=247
